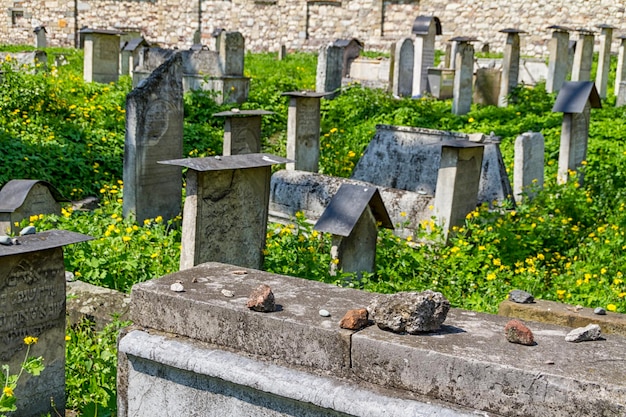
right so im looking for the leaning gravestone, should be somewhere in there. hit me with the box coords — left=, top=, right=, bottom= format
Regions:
left=0, top=230, right=91, bottom=417
left=80, top=28, right=122, bottom=84
left=123, top=53, right=183, bottom=225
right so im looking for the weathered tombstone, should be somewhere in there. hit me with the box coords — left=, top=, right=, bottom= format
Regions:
left=615, top=35, right=626, bottom=100
left=595, top=24, right=615, bottom=99
left=314, top=184, right=393, bottom=277
left=546, top=26, right=571, bottom=93
left=213, top=109, right=274, bottom=156
left=552, top=81, right=601, bottom=184
left=473, top=68, right=501, bottom=106
left=218, top=31, right=245, bottom=76
left=0, top=180, right=67, bottom=235
left=0, top=51, right=47, bottom=73
left=444, top=42, right=452, bottom=68
left=0, top=230, right=91, bottom=417
left=278, top=44, right=287, bottom=60
left=450, top=37, right=477, bottom=115
left=282, top=91, right=327, bottom=172
left=123, top=53, right=184, bottom=225
left=427, top=68, right=454, bottom=99
left=434, top=142, right=484, bottom=239
left=514, top=132, right=545, bottom=202
left=158, top=154, right=289, bottom=270
left=212, top=27, right=225, bottom=51
left=411, top=16, right=442, bottom=97
left=315, top=42, right=344, bottom=99
left=498, top=28, right=525, bottom=107
left=33, top=26, right=46, bottom=48
left=391, top=37, right=414, bottom=98
left=334, top=38, right=363, bottom=78
left=571, top=29, right=595, bottom=82
left=120, top=37, right=149, bottom=77
left=81, top=28, right=123, bottom=84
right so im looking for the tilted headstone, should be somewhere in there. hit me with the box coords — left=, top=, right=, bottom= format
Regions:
left=314, top=184, right=393, bottom=277
left=159, top=154, right=290, bottom=270
left=514, top=132, right=545, bottom=202
left=498, top=29, right=525, bottom=107
left=316, top=42, right=344, bottom=99
left=451, top=37, right=477, bottom=115
left=571, top=29, right=594, bottom=82
left=552, top=81, right=601, bottom=185
left=0, top=230, right=91, bottom=417
left=595, top=24, right=614, bottom=99
left=391, top=37, right=414, bottom=98
left=411, top=16, right=442, bottom=97
left=473, top=68, right=501, bottom=106
left=0, top=180, right=67, bottom=235
left=33, top=26, right=46, bottom=48
left=434, top=142, right=484, bottom=239
left=282, top=91, right=327, bottom=172
left=123, top=53, right=184, bottom=225
left=546, top=26, right=571, bottom=93
left=213, top=109, right=274, bottom=156
left=80, top=28, right=122, bottom=84
left=616, top=36, right=626, bottom=101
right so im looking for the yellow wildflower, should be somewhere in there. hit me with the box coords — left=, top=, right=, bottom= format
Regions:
left=3, top=386, right=14, bottom=397
left=24, top=336, right=38, bottom=345
left=607, top=304, right=617, bottom=312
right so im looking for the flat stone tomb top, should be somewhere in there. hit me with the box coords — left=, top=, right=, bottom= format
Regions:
left=159, top=153, right=291, bottom=171
left=213, top=109, right=274, bottom=117
left=0, top=179, right=67, bottom=213
left=0, top=230, right=92, bottom=257
left=281, top=91, right=330, bottom=98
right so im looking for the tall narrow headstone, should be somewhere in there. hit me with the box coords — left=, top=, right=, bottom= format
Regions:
left=595, top=24, right=615, bottom=99
left=282, top=91, right=327, bottom=172
left=571, top=29, right=595, bottom=82
left=514, top=132, right=545, bottom=202
left=218, top=31, right=245, bottom=76
left=33, top=26, right=46, bottom=48
left=159, top=154, right=289, bottom=270
left=434, top=142, right=484, bottom=239
left=411, top=16, right=442, bottom=97
left=473, top=68, right=501, bottom=106
left=316, top=43, right=344, bottom=99
left=213, top=109, right=274, bottom=156
left=498, top=29, right=525, bottom=107
left=314, top=184, right=393, bottom=278
left=552, top=81, right=601, bottom=185
left=546, top=26, right=571, bottom=93
left=123, top=53, right=184, bottom=225
left=81, top=28, right=122, bottom=83
left=392, top=38, right=414, bottom=98
left=615, top=36, right=626, bottom=100
left=451, top=37, right=476, bottom=115
left=0, top=230, right=91, bottom=417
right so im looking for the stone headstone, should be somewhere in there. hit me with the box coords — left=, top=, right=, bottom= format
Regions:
left=451, top=37, right=476, bottom=115
left=618, top=81, right=626, bottom=107
left=0, top=51, right=47, bottom=73
left=123, top=52, right=184, bottom=225
left=0, top=180, right=67, bottom=235
left=427, top=67, right=454, bottom=99
left=411, top=16, right=441, bottom=97
left=218, top=31, right=245, bottom=76
left=514, top=132, right=544, bottom=202
left=473, top=67, right=501, bottom=106
left=546, top=26, right=571, bottom=93
left=81, top=28, right=122, bottom=83
left=616, top=36, right=626, bottom=100
left=33, top=26, right=47, bottom=48
left=316, top=43, right=344, bottom=99
left=120, top=37, right=149, bottom=77
left=499, top=29, right=524, bottom=107
left=334, top=38, right=363, bottom=78
left=159, top=154, right=289, bottom=270
left=391, top=38, right=414, bottom=98
left=278, top=44, right=287, bottom=60
left=282, top=91, right=326, bottom=172
left=571, top=29, right=594, bottom=82
left=595, top=25, right=614, bottom=99
left=213, top=109, right=274, bottom=156
left=0, top=230, right=91, bottom=417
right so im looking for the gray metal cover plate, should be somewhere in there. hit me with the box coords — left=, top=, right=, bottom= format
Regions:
left=0, top=230, right=92, bottom=257
left=159, top=153, right=291, bottom=171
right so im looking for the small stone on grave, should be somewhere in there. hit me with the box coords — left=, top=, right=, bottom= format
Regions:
left=20, top=225, right=36, bottom=235
left=565, top=324, right=602, bottom=342
left=246, top=284, right=276, bottom=312
left=504, top=319, right=535, bottom=345
left=368, top=290, right=450, bottom=334
left=170, top=282, right=185, bottom=292
left=319, top=309, right=331, bottom=317
left=594, top=307, right=606, bottom=315
left=221, top=289, right=235, bottom=298
left=339, top=308, right=369, bottom=330
left=0, top=236, right=12, bottom=245
left=508, top=289, right=534, bottom=304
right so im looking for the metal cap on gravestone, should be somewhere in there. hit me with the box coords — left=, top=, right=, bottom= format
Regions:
left=0, top=229, right=92, bottom=416
left=552, top=81, right=601, bottom=185
left=159, top=153, right=290, bottom=270
left=314, top=184, right=392, bottom=277
left=0, top=180, right=68, bottom=234
left=282, top=91, right=329, bottom=172
left=412, top=16, right=442, bottom=36
left=213, top=109, right=274, bottom=156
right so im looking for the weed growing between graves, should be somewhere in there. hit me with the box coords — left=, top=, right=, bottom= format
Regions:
left=0, top=337, right=45, bottom=416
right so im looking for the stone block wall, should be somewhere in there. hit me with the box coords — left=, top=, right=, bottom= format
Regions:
left=2, top=0, right=626, bottom=58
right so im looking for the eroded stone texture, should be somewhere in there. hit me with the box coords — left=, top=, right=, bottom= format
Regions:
left=246, top=284, right=276, bottom=312
left=339, top=308, right=369, bottom=330
left=504, top=319, right=535, bottom=345
left=368, top=290, right=450, bottom=334
left=565, top=324, right=602, bottom=343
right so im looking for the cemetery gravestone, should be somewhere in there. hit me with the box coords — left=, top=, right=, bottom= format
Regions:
left=411, top=16, right=441, bottom=97
left=316, top=43, right=344, bottom=99
left=334, top=38, right=363, bottom=78
left=571, top=29, right=594, bottom=82
left=427, top=67, right=454, bottom=99
left=546, top=26, right=571, bottom=93
left=499, top=29, right=525, bottom=107
left=451, top=37, right=476, bottom=115
left=120, top=37, right=149, bottom=77
left=81, top=28, right=122, bottom=84
left=213, top=109, right=274, bottom=156
left=391, top=38, right=414, bottom=98
left=0, top=180, right=67, bottom=235
left=159, top=154, right=289, bottom=270
left=33, top=26, right=46, bottom=48
left=218, top=31, right=245, bottom=76
left=0, top=230, right=91, bottom=417
left=473, top=68, right=501, bottom=106
left=123, top=53, right=183, bottom=225
left=595, top=24, right=615, bottom=99
left=616, top=36, right=626, bottom=101
left=514, top=132, right=545, bottom=202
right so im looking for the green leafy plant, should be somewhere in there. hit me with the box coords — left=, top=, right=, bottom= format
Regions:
left=0, top=337, right=45, bottom=416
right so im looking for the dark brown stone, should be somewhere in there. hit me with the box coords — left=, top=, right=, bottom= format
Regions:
left=504, top=319, right=535, bottom=346
left=246, top=284, right=275, bottom=312
left=339, top=308, right=369, bottom=330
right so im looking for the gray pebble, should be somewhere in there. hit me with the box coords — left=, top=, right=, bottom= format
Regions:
left=19, top=225, right=36, bottom=236
left=0, top=236, right=13, bottom=246
left=565, top=324, right=602, bottom=343
left=221, top=289, right=235, bottom=298
left=594, top=307, right=606, bottom=315
left=508, top=289, right=534, bottom=304
left=319, top=309, right=331, bottom=317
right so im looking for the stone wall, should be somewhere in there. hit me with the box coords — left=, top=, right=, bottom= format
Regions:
left=3, top=0, right=626, bottom=57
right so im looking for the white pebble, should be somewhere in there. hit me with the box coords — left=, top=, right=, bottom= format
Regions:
left=170, top=282, right=185, bottom=292
left=19, top=226, right=36, bottom=236
left=319, top=309, right=331, bottom=317
left=0, top=236, right=12, bottom=246
left=221, top=289, right=235, bottom=298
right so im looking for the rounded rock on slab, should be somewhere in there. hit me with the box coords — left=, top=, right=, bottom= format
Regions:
left=504, top=319, right=535, bottom=346
left=339, top=308, right=369, bottom=330
left=368, top=290, right=450, bottom=334
left=565, top=324, right=602, bottom=343
left=246, top=284, right=276, bottom=312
